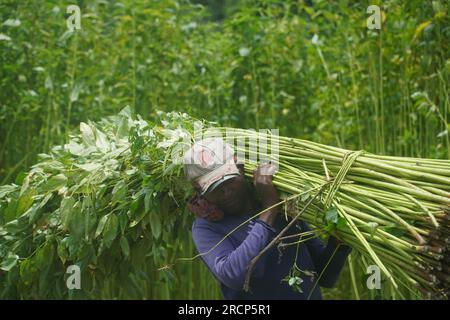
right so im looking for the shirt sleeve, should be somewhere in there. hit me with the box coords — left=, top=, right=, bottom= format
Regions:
left=300, top=222, right=352, bottom=288
left=192, top=218, right=276, bottom=291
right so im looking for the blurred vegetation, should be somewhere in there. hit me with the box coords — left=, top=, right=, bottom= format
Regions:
left=0, top=0, right=449, bottom=299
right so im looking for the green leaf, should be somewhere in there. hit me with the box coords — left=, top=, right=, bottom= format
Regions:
left=120, top=236, right=130, bottom=258
left=116, top=116, right=130, bottom=139
left=29, top=193, right=52, bottom=224
left=118, top=106, right=132, bottom=118
left=95, top=129, right=110, bottom=152
left=43, top=174, right=67, bottom=193
left=103, top=214, right=119, bottom=248
left=60, top=236, right=78, bottom=259
left=80, top=122, right=96, bottom=146
left=118, top=211, right=128, bottom=234
left=45, top=75, right=53, bottom=90
left=0, top=185, right=17, bottom=199
left=410, top=91, right=426, bottom=101
left=76, top=162, right=101, bottom=172
left=336, top=217, right=349, bottom=231
left=57, top=240, right=68, bottom=264
left=95, top=214, right=109, bottom=239
left=437, top=130, right=448, bottom=138
left=16, top=188, right=36, bottom=216
left=149, top=212, right=161, bottom=239
left=70, top=82, right=83, bottom=102
left=144, top=189, right=152, bottom=213
left=67, top=204, right=84, bottom=240
left=35, top=241, right=54, bottom=270
left=58, top=30, right=74, bottom=43
left=112, top=181, right=127, bottom=205
left=325, top=207, right=338, bottom=224
left=60, top=197, right=76, bottom=228
left=383, top=225, right=405, bottom=238
left=15, top=171, right=27, bottom=185
left=19, top=258, right=37, bottom=285
left=3, top=197, right=18, bottom=223
left=3, top=216, right=29, bottom=234
left=0, top=252, right=19, bottom=271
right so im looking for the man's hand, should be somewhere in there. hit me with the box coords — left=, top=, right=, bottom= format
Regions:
left=253, top=163, right=279, bottom=226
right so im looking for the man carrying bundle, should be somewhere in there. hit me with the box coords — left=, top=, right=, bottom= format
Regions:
left=183, top=137, right=352, bottom=299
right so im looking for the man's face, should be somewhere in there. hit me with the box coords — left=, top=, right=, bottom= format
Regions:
left=203, top=174, right=249, bottom=215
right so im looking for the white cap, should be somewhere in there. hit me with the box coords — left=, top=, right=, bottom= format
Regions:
left=183, top=138, right=240, bottom=195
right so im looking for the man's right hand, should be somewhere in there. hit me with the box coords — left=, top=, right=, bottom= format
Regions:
left=253, top=163, right=279, bottom=226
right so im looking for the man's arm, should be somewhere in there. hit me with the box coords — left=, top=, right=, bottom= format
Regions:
left=192, top=218, right=276, bottom=291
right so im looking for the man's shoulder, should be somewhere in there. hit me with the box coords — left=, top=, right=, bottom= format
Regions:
left=192, top=216, right=234, bottom=236
left=191, top=217, right=227, bottom=245
left=192, top=216, right=220, bottom=231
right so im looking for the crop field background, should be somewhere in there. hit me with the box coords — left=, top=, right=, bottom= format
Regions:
left=0, top=0, right=449, bottom=299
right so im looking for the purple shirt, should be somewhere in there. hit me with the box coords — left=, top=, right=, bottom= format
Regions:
left=192, top=210, right=352, bottom=300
